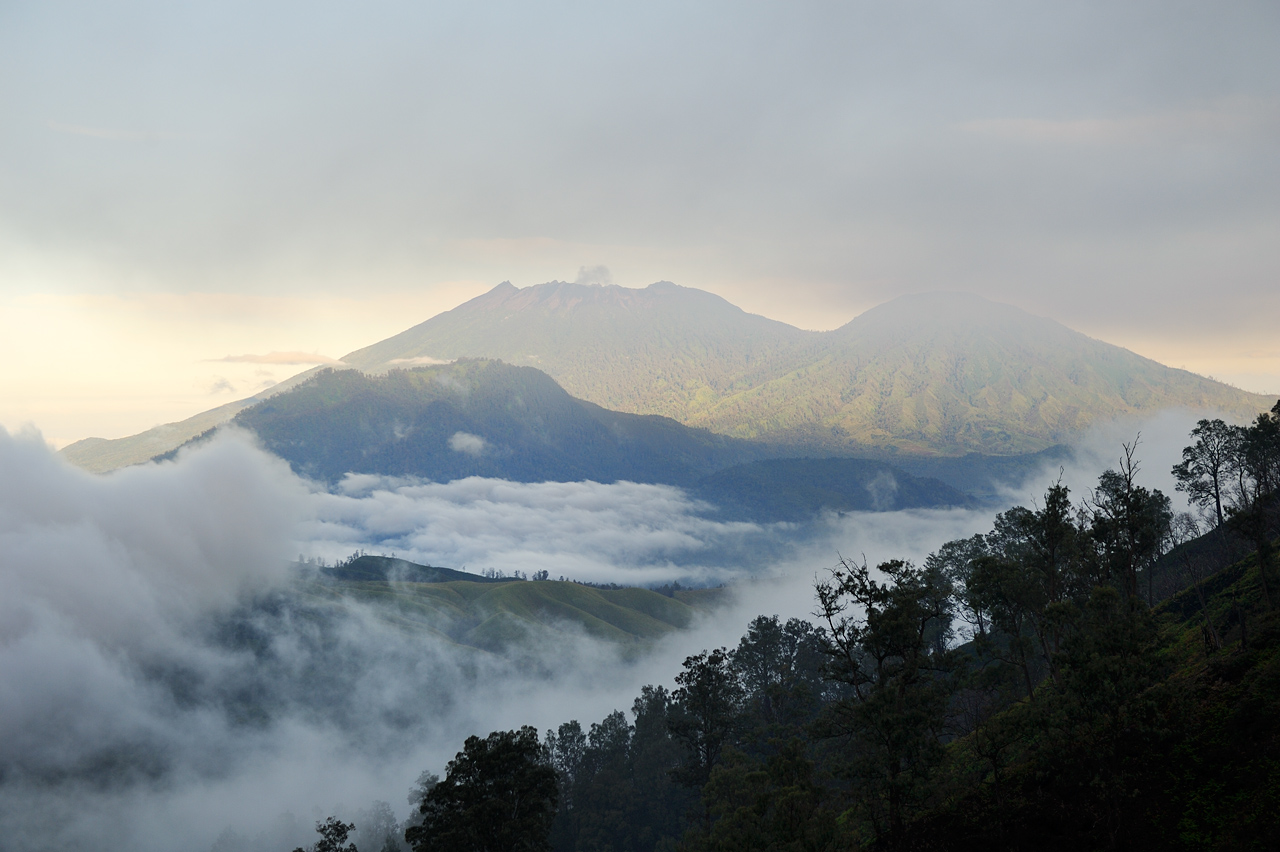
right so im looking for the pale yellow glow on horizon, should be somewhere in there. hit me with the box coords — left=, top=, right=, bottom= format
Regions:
left=4, top=284, right=1276, bottom=451
left=1097, top=333, right=1280, bottom=402
left=0, top=283, right=490, bottom=448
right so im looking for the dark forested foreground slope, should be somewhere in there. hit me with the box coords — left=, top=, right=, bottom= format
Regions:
left=375, top=414, right=1280, bottom=852
left=341, top=282, right=1272, bottom=456
left=62, top=283, right=1273, bottom=473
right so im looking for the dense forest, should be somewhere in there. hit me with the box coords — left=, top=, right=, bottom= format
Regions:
left=295, top=403, right=1280, bottom=852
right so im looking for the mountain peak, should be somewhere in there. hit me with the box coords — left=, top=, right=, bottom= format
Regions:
left=63, top=279, right=1273, bottom=473
left=451, top=278, right=754, bottom=319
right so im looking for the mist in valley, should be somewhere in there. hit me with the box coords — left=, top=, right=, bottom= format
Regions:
left=0, top=404, right=1216, bottom=852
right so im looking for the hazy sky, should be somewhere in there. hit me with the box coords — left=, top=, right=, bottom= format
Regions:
left=3, top=1, right=1278, bottom=445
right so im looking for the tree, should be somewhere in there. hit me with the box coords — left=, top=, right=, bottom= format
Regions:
left=1225, top=401, right=1280, bottom=609
left=968, top=483, right=1087, bottom=690
left=628, top=685, right=691, bottom=848
left=1168, top=512, right=1223, bottom=651
left=967, top=551, right=1044, bottom=699
left=731, top=615, right=829, bottom=734
left=1088, top=438, right=1173, bottom=606
left=686, top=741, right=840, bottom=852
left=354, top=801, right=402, bottom=852
left=407, top=770, right=439, bottom=811
left=1172, top=418, right=1242, bottom=529
left=294, top=817, right=357, bottom=852
left=814, top=558, right=958, bottom=849
left=669, top=648, right=745, bottom=790
left=405, top=726, right=558, bottom=852
left=544, top=720, right=586, bottom=800
left=925, top=533, right=990, bottom=639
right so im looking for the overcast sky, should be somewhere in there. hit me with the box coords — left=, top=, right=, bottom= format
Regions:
left=2, top=1, right=1278, bottom=444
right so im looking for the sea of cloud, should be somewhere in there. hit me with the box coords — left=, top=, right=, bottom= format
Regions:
left=0, top=410, right=1208, bottom=851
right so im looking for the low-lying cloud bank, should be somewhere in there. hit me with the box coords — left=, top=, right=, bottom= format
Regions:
left=0, top=410, right=1209, bottom=851
left=305, top=473, right=799, bottom=586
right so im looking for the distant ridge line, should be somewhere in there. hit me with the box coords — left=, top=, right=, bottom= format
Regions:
left=59, top=281, right=1274, bottom=472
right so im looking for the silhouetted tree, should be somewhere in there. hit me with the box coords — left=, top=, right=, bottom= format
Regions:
left=815, top=557, right=958, bottom=849
left=294, top=817, right=357, bottom=852
left=1225, top=401, right=1280, bottom=609
left=406, top=726, right=558, bottom=852
left=980, top=482, right=1086, bottom=685
left=669, top=648, right=745, bottom=790
left=628, top=685, right=690, bottom=846
left=925, top=533, right=990, bottom=639
left=1172, top=418, right=1243, bottom=529
left=732, top=615, right=829, bottom=736
left=686, top=741, right=841, bottom=852
left=1169, top=512, right=1224, bottom=651
left=1088, top=438, right=1173, bottom=606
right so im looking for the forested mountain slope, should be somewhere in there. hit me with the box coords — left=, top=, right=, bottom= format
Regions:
left=341, top=279, right=824, bottom=420
left=694, top=292, right=1268, bottom=454
left=184, top=360, right=980, bottom=517
left=228, top=360, right=767, bottom=486
left=59, top=363, right=329, bottom=472
left=61, top=282, right=1272, bottom=472
left=341, top=282, right=1270, bottom=456
left=396, top=430, right=1280, bottom=852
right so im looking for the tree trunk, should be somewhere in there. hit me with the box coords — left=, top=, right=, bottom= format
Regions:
left=1193, top=579, right=1222, bottom=651
left=1255, top=537, right=1274, bottom=610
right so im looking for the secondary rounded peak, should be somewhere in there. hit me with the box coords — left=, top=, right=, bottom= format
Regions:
left=837, top=290, right=1060, bottom=336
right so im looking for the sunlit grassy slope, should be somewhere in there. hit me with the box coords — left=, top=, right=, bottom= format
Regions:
left=299, top=556, right=724, bottom=651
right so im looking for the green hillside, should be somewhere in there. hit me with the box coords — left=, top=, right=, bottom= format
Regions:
left=206, top=360, right=1007, bottom=516
left=230, top=359, right=768, bottom=485
left=895, top=542, right=1280, bottom=851
left=342, top=283, right=1273, bottom=456
left=692, top=292, right=1271, bottom=454
left=341, top=280, right=823, bottom=422
left=298, top=555, right=725, bottom=651
left=58, top=282, right=1274, bottom=473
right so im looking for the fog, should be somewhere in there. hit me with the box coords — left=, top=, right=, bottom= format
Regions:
left=0, top=411, right=1209, bottom=851
left=4, top=2, right=1279, bottom=345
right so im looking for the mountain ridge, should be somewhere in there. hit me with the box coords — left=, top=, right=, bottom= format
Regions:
left=229, top=360, right=770, bottom=486
left=340, top=282, right=1272, bottom=455
left=59, top=281, right=1273, bottom=471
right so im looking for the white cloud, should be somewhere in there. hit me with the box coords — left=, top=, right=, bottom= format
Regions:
left=316, top=474, right=784, bottom=585
left=0, top=410, right=1207, bottom=851
left=446, top=431, right=486, bottom=457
